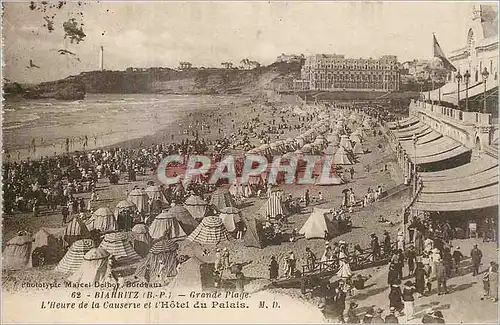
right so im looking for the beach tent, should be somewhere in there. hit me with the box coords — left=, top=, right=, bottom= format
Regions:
left=353, top=142, right=364, bottom=155
left=127, top=188, right=150, bottom=214
left=3, top=235, right=34, bottom=270
left=131, top=223, right=151, bottom=257
left=183, top=195, right=208, bottom=221
left=209, top=188, right=236, bottom=212
left=64, top=216, right=90, bottom=248
left=134, top=239, right=179, bottom=281
left=350, top=133, right=363, bottom=144
left=148, top=210, right=187, bottom=240
left=86, top=207, right=118, bottom=233
left=299, top=208, right=339, bottom=239
left=334, top=146, right=353, bottom=165
left=166, top=256, right=204, bottom=292
left=324, top=144, right=339, bottom=155
left=243, top=217, right=266, bottom=249
left=219, top=207, right=242, bottom=232
left=266, top=190, right=284, bottom=220
left=33, top=227, right=64, bottom=250
left=145, top=185, right=168, bottom=203
left=99, top=232, right=142, bottom=265
left=55, top=238, right=95, bottom=274
left=187, top=216, right=231, bottom=245
left=166, top=205, right=199, bottom=234
left=114, top=200, right=137, bottom=219
left=355, top=127, right=368, bottom=138
left=67, top=247, right=110, bottom=283
left=340, top=135, right=353, bottom=151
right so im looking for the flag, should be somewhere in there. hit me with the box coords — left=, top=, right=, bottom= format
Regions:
left=433, top=34, right=457, bottom=72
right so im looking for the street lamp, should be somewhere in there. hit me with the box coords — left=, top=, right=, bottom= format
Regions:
left=464, top=70, right=471, bottom=111
left=427, top=76, right=432, bottom=103
left=482, top=67, right=489, bottom=113
left=412, top=133, right=418, bottom=195
left=456, top=71, right=462, bottom=109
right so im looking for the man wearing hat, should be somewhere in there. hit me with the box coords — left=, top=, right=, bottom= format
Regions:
left=384, top=307, right=399, bottom=323
left=470, top=244, right=483, bottom=276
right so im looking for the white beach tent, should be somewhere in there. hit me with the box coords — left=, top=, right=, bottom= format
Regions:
left=299, top=208, right=337, bottom=239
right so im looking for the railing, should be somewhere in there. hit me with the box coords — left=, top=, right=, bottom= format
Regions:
left=300, top=241, right=398, bottom=277
left=411, top=100, right=492, bottom=126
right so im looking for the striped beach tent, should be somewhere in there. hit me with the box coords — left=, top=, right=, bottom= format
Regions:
left=67, top=247, right=110, bottom=283
left=145, top=185, right=168, bottom=203
left=114, top=200, right=137, bottom=219
left=186, top=216, right=231, bottom=245
left=131, top=223, right=151, bottom=257
left=98, top=232, right=142, bottom=265
left=183, top=195, right=208, bottom=220
left=55, top=238, right=95, bottom=274
left=86, top=207, right=118, bottom=233
left=218, top=207, right=242, bottom=232
left=149, top=210, right=187, bottom=240
left=64, top=216, right=90, bottom=248
left=127, top=188, right=149, bottom=214
left=166, top=205, right=199, bottom=235
left=334, top=146, right=353, bottom=165
left=134, top=239, right=179, bottom=281
left=3, top=235, right=34, bottom=270
left=209, top=188, right=236, bottom=212
left=266, top=190, right=284, bottom=220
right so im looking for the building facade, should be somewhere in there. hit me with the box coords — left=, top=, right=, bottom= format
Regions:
left=449, top=4, right=498, bottom=84
left=294, top=54, right=401, bottom=91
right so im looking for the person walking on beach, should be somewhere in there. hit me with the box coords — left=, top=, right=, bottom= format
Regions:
left=305, top=189, right=310, bottom=206
left=269, top=256, right=279, bottom=281
left=402, top=281, right=416, bottom=321
left=452, top=247, right=463, bottom=275
left=471, top=244, right=483, bottom=276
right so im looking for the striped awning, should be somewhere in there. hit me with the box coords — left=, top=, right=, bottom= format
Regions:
left=387, top=116, right=419, bottom=129
left=392, top=123, right=430, bottom=139
left=402, top=135, right=471, bottom=165
left=412, top=157, right=499, bottom=211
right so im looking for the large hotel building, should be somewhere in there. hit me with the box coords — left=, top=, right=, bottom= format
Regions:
left=294, top=54, right=401, bottom=91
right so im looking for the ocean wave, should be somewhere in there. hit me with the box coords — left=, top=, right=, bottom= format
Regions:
left=3, top=124, right=24, bottom=131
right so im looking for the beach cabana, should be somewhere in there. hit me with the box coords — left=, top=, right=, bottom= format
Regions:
left=3, top=235, right=34, bottom=270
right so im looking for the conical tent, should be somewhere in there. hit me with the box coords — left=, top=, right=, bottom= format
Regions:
left=299, top=208, right=339, bottom=239
left=340, top=135, right=353, bottom=151
left=127, top=188, right=149, bottom=214
left=333, top=146, right=353, bottom=165
left=183, top=195, right=208, bottom=220
left=99, top=232, right=142, bottom=265
left=64, top=216, right=90, bottom=247
left=210, top=188, right=235, bottom=212
left=166, top=257, right=204, bottom=292
left=145, top=185, right=168, bottom=203
left=67, top=247, right=110, bottom=283
left=187, top=216, right=231, bottom=245
left=353, top=142, right=364, bottom=155
left=86, top=207, right=118, bottom=233
left=33, top=228, right=64, bottom=250
left=131, top=223, right=151, bottom=257
left=242, top=217, right=266, bottom=248
left=3, top=235, right=34, bottom=270
left=114, top=200, right=137, bottom=219
left=55, top=239, right=95, bottom=274
left=350, top=133, right=363, bottom=144
left=219, top=207, right=242, bottom=232
left=355, top=127, right=368, bottom=138
left=149, top=210, right=187, bottom=240
left=166, top=205, right=199, bottom=235
left=134, top=239, right=179, bottom=281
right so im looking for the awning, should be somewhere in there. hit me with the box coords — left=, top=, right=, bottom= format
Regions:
left=400, top=131, right=442, bottom=146
left=412, top=157, right=498, bottom=211
left=423, top=79, right=498, bottom=106
left=393, top=123, right=430, bottom=139
left=415, top=145, right=471, bottom=165
left=387, top=116, right=419, bottom=129
left=420, top=156, right=498, bottom=180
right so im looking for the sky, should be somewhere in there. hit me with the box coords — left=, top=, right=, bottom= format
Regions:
left=2, top=1, right=491, bottom=83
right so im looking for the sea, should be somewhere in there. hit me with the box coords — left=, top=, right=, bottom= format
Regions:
left=3, top=93, right=244, bottom=161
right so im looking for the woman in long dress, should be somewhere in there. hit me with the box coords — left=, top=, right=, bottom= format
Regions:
left=336, top=244, right=352, bottom=278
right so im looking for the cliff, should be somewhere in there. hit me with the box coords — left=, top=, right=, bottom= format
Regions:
left=3, top=61, right=303, bottom=100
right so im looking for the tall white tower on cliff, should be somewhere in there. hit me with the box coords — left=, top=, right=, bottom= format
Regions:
left=99, top=46, right=104, bottom=71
